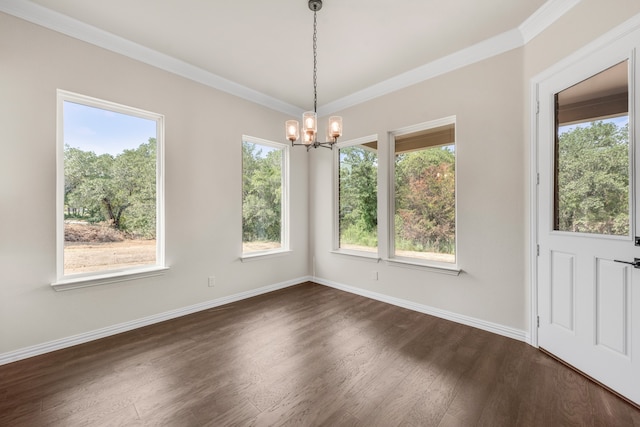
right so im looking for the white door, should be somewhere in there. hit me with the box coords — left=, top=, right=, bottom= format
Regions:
left=537, top=35, right=640, bottom=405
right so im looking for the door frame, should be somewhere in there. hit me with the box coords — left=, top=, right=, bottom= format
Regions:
left=529, top=14, right=640, bottom=347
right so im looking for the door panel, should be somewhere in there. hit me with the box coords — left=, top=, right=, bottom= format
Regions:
left=550, top=251, right=575, bottom=331
left=537, top=34, right=640, bottom=405
left=595, top=259, right=630, bottom=356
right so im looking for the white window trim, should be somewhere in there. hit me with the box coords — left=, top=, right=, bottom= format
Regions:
left=240, top=135, right=290, bottom=260
left=51, top=266, right=170, bottom=291
left=388, top=115, right=460, bottom=273
left=386, top=258, right=461, bottom=275
left=332, top=134, right=379, bottom=258
left=52, top=90, right=166, bottom=291
left=330, top=249, right=380, bottom=262
left=240, top=249, right=293, bottom=262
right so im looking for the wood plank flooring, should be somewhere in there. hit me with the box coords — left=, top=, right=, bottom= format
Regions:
left=1, top=282, right=639, bottom=426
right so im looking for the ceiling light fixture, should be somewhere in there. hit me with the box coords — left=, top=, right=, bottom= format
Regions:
left=285, top=0, right=342, bottom=150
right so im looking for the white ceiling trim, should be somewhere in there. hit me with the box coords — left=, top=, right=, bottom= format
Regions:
left=0, top=0, right=304, bottom=117
left=1, top=0, right=579, bottom=117
left=532, top=11, right=640, bottom=83
left=318, top=28, right=524, bottom=116
left=519, top=0, right=582, bottom=44
left=320, top=0, right=583, bottom=116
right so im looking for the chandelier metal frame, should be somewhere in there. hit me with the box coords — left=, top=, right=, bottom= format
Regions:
left=285, top=0, right=342, bottom=151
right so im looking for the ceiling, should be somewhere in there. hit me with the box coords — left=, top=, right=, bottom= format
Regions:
left=4, top=0, right=577, bottom=115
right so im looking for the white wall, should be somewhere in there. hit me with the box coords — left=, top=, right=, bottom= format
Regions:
left=310, top=48, right=528, bottom=333
left=310, top=0, right=640, bottom=336
left=0, top=12, right=310, bottom=356
left=524, top=0, right=640, bottom=80
left=3, top=0, right=640, bottom=360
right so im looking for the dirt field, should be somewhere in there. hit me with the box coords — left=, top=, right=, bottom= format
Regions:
left=63, top=224, right=453, bottom=275
left=341, top=243, right=455, bottom=263
left=64, top=240, right=156, bottom=275
left=242, top=241, right=281, bottom=252
left=242, top=240, right=455, bottom=262
left=66, top=240, right=280, bottom=275
left=64, top=222, right=155, bottom=274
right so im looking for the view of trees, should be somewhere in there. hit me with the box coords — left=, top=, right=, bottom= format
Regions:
left=556, top=120, right=629, bottom=235
left=64, top=138, right=157, bottom=239
left=395, top=146, right=456, bottom=255
left=63, top=121, right=622, bottom=257
left=338, top=119, right=629, bottom=256
left=242, top=141, right=283, bottom=248
left=338, top=143, right=456, bottom=257
left=61, top=118, right=618, bottom=256
left=339, top=146, right=378, bottom=249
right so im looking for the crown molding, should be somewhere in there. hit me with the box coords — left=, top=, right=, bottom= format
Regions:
left=0, top=0, right=303, bottom=117
left=1, top=0, right=579, bottom=117
left=519, top=0, right=582, bottom=44
left=318, top=28, right=524, bottom=116
left=319, top=0, right=582, bottom=116
left=531, top=11, right=640, bottom=83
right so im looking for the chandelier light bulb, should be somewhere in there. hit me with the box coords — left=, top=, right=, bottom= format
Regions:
left=286, top=120, right=299, bottom=142
left=303, top=111, right=317, bottom=132
left=283, top=0, right=341, bottom=150
left=304, top=131, right=314, bottom=145
left=328, top=116, right=342, bottom=139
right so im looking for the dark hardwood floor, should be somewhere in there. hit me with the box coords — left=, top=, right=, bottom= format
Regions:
left=1, top=282, right=639, bottom=426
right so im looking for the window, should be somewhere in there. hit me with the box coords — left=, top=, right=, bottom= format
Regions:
left=55, top=90, right=165, bottom=288
left=554, top=61, right=629, bottom=236
left=242, top=136, right=289, bottom=256
left=391, top=117, right=456, bottom=266
left=335, top=137, right=378, bottom=253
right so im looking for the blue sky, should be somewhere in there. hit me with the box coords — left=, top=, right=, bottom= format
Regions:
left=64, top=101, right=156, bottom=156
left=558, top=115, right=628, bottom=135
left=244, top=141, right=278, bottom=158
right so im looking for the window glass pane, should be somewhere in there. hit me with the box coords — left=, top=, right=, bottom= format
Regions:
left=554, top=61, right=629, bottom=236
left=63, top=101, right=158, bottom=275
left=394, top=123, right=455, bottom=263
left=339, top=142, right=378, bottom=252
left=242, top=140, right=284, bottom=253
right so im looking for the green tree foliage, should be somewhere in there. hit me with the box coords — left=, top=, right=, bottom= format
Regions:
left=64, top=138, right=157, bottom=238
left=339, top=146, right=378, bottom=247
left=557, top=120, right=629, bottom=235
left=395, top=146, right=455, bottom=254
left=242, top=142, right=282, bottom=243
left=338, top=144, right=456, bottom=254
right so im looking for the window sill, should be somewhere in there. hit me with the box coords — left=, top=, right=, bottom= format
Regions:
left=330, top=249, right=380, bottom=262
left=240, top=249, right=292, bottom=262
left=385, top=258, right=461, bottom=276
left=51, top=266, right=170, bottom=291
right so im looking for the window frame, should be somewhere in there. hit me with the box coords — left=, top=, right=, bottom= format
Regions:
left=53, top=90, right=167, bottom=291
left=332, top=134, right=380, bottom=260
left=240, top=135, right=290, bottom=261
left=388, top=116, right=460, bottom=275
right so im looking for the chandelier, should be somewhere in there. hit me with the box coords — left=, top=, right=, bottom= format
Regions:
left=285, top=0, right=342, bottom=150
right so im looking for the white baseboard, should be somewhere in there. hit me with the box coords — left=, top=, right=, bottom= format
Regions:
left=313, top=277, right=530, bottom=343
left=0, top=276, right=311, bottom=366
left=0, top=275, right=529, bottom=366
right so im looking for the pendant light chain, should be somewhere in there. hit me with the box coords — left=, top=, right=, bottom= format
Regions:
left=313, top=9, right=318, bottom=113
left=284, top=0, right=342, bottom=149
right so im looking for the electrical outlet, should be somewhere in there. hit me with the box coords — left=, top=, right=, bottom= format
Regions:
left=208, top=276, right=216, bottom=287
left=371, top=271, right=378, bottom=280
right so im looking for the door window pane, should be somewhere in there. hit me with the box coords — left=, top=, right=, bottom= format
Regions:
left=555, top=61, right=630, bottom=236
